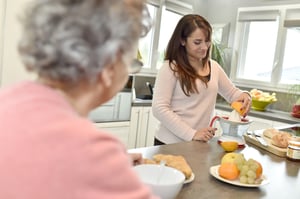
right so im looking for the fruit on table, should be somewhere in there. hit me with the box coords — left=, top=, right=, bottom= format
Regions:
left=250, top=89, right=277, bottom=102
left=292, top=104, right=300, bottom=114
left=220, top=153, right=263, bottom=184
left=239, top=158, right=263, bottom=184
left=254, top=160, right=263, bottom=179
left=231, top=101, right=246, bottom=116
left=218, top=162, right=239, bottom=180
left=221, top=152, right=245, bottom=164
left=220, top=141, right=238, bottom=152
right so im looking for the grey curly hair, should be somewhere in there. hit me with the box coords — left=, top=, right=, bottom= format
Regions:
left=18, top=0, right=151, bottom=85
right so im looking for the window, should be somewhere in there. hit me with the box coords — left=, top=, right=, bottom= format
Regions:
left=156, top=9, right=182, bottom=69
left=137, top=0, right=193, bottom=73
left=233, top=5, right=300, bottom=91
left=281, top=7, right=300, bottom=84
left=138, top=4, right=156, bottom=70
left=239, top=21, right=278, bottom=82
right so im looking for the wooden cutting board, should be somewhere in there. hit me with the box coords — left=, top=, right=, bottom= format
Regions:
left=243, top=133, right=287, bottom=157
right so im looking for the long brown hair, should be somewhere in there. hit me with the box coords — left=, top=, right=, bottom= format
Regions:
left=165, top=14, right=212, bottom=96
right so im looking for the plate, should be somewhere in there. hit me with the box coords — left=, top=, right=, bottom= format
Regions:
left=184, top=172, right=195, bottom=184
left=209, top=165, right=270, bottom=187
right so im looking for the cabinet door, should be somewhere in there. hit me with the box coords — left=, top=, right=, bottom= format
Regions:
left=128, top=107, right=142, bottom=148
left=129, top=106, right=159, bottom=148
left=143, top=106, right=159, bottom=147
left=94, top=122, right=130, bottom=148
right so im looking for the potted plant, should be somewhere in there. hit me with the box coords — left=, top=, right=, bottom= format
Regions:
left=211, top=40, right=231, bottom=76
left=211, top=40, right=232, bottom=103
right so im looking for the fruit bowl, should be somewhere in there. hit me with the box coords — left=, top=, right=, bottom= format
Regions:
left=251, top=99, right=275, bottom=111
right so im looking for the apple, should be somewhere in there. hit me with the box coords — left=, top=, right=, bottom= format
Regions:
left=292, top=104, right=300, bottom=114
left=221, top=153, right=245, bottom=165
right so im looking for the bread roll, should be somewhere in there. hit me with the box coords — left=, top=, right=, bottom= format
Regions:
left=263, top=128, right=279, bottom=138
left=271, top=131, right=292, bottom=148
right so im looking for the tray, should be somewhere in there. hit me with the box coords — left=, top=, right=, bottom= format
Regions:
left=243, top=124, right=300, bottom=157
left=243, top=133, right=287, bottom=157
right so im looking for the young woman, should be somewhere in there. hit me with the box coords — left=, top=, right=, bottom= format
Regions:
left=0, top=0, right=158, bottom=198
left=152, top=14, right=251, bottom=145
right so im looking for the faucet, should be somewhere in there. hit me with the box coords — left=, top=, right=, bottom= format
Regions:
left=146, top=82, right=153, bottom=96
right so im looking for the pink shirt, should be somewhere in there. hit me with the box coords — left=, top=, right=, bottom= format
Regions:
left=152, top=60, right=243, bottom=144
left=0, top=81, right=159, bottom=199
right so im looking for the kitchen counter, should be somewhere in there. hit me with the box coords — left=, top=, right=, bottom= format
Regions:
left=216, top=103, right=300, bottom=124
left=129, top=139, right=300, bottom=199
left=131, top=99, right=300, bottom=124
left=132, top=99, right=152, bottom=106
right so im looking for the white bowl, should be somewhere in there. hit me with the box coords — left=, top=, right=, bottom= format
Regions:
left=134, top=164, right=185, bottom=199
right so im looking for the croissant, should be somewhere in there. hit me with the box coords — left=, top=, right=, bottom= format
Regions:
left=152, top=154, right=192, bottom=179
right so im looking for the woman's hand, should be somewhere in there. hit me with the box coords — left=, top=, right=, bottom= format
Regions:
left=236, top=92, right=252, bottom=116
left=129, top=153, right=143, bottom=166
left=192, top=127, right=217, bottom=142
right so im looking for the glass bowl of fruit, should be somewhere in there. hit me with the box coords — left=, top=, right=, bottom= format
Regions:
left=250, top=89, right=277, bottom=111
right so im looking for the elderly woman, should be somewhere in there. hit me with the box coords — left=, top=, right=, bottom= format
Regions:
left=0, top=0, right=158, bottom=198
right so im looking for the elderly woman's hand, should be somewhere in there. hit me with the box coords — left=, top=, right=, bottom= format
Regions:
left=129, top=153, right=143, bottom=166
left=236, top=92, right=252, bottom=116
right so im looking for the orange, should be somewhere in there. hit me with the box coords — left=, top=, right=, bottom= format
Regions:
left=255, top=160, right=263, bottom=179
left=220, top=141, right=238, bottom=152
left=218, top=162, right=239, bottom=180
left=231, top=101, right=246, bottom=116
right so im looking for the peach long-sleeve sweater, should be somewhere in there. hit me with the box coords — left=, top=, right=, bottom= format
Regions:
left=152, top=60, right=244, bottom=144
left=0, top=81, right=158, bottom=199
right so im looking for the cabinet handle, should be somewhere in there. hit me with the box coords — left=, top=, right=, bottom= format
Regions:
left=114, top=94, right=122, bottom=119
left=143, top=110, right=150, bottom=146
left=134, top=110, right=141, bottom=147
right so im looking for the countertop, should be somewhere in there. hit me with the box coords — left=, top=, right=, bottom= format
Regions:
left=129, top=139, right=300, bottom=199
left=215, top=103, right=300, bottom=124
left=132, top=99, right=300, bottom=124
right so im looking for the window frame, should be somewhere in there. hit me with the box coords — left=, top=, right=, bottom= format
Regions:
left=231, top=4, right=300, bottom=93
left=137, top=0, right=193, bottom=75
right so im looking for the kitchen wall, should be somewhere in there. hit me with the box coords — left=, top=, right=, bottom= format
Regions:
left=0, top=0, right=36, bottom=87
left=0, top=0, right=5, bottom=83
left=1, top=0, right=299, bottom=113
left=194, top=0, right=300, bottom=49
left=194, top=0, right=300, bottom=113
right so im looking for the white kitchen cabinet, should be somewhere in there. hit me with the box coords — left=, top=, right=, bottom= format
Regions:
left=0, top=0, right=36, bottom=87
left=93, top=121, right=130, bottom=149
left=129, top=106, right=159, bottom=148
